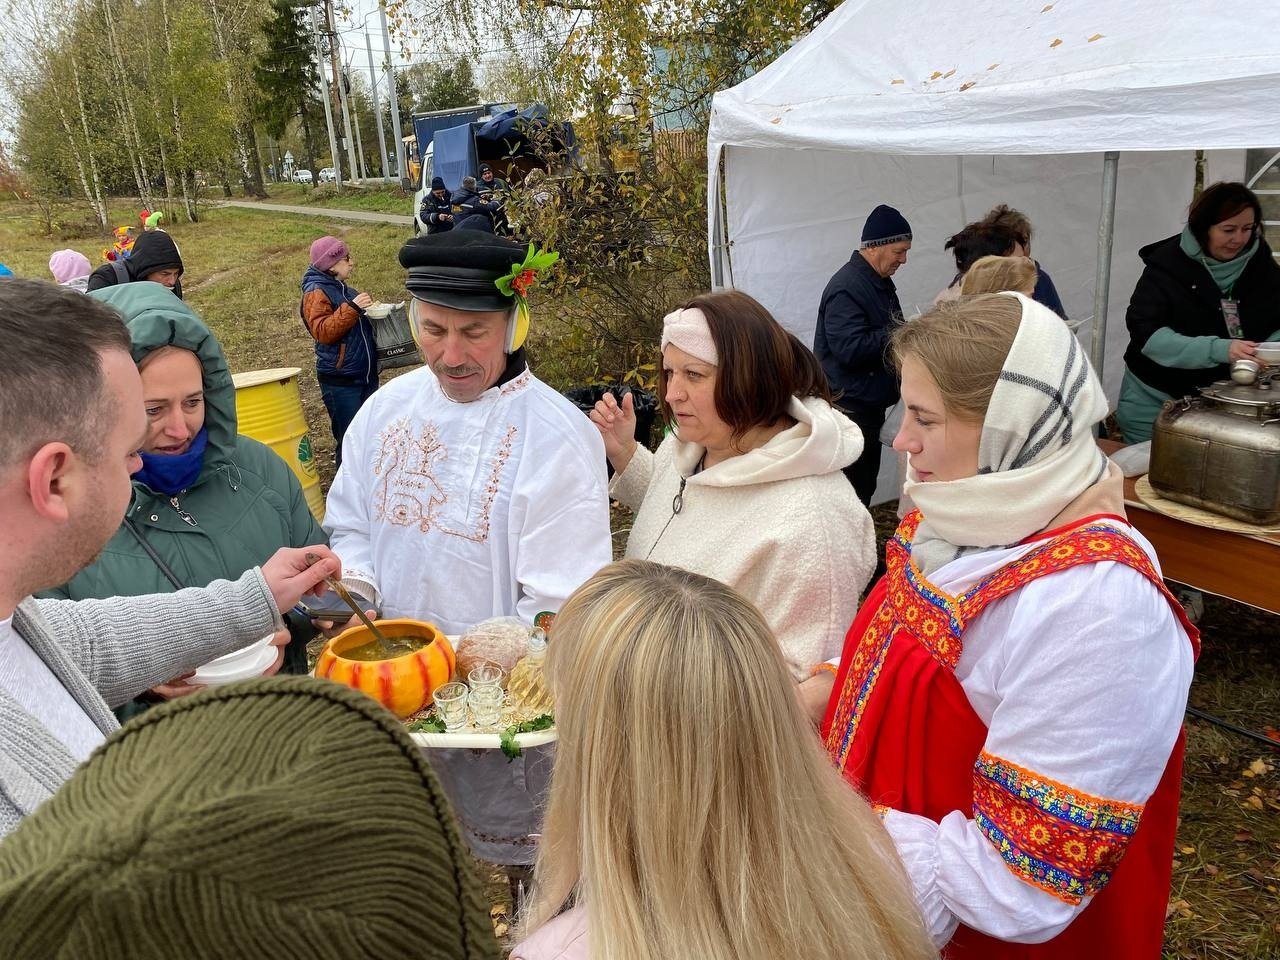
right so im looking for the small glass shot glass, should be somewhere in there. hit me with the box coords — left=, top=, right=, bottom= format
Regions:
left=468, top=685, right=505, bottom=728
left=467, top=661, right=505, bottom=691
left=433, top=681, right=470, bottom=732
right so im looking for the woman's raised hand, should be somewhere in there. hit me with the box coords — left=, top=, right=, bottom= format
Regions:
left=353, top=292, right=374, bottom=309
left=589, top=389, right=639, bottom=474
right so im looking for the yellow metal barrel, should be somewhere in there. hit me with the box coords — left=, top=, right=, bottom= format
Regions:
left=231, top=367, right=325, bottom=522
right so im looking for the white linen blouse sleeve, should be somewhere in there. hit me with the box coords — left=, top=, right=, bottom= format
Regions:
left=882, top=559, right=1194, bottom=945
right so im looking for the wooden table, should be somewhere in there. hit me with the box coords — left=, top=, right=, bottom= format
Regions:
left=1100, top=440, right=1280, bottom=615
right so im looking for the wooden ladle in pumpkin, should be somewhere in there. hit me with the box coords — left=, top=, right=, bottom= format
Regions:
left=304, top=551, right=401, bottom=658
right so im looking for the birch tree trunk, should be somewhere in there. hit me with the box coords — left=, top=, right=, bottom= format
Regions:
left=205, top=0, right=267, bottom=198
left=100, top=0, right=157, bottom=208
left=68, top=59, right=108, bottom=226
left=158, top=0, right=198, bottom=220
left=55, top=104, right=106, bottom=227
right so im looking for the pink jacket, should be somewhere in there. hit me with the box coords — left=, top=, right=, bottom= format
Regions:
left=510, top=905, right=589, bottom=960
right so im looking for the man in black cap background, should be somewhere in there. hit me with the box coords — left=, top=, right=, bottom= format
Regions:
left=813, top=203, right=912, bottom=505
left=478, top=162, right=509, bottom=197
left=420, top=176, right=455, bottom=235
left=322, top=231, right=611, bottom=637
left=86, top=229, right=186, bottom=300
left=477, top=163, right=510, bottom=235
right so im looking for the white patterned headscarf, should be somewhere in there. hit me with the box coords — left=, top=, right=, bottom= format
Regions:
left=905, top=293, right=1110, bottom=577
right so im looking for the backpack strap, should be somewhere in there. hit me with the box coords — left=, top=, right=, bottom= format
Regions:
left=111, top=260, right=131, bottom=285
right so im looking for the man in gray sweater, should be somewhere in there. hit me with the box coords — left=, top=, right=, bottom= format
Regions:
left=0, top=279, right=342, bottom=837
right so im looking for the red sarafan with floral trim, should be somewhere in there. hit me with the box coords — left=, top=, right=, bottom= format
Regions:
left=822, top=510, right=1199, bottom=959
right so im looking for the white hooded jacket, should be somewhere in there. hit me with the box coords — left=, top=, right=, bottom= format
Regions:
left=611, top=396, right=875, bottom=678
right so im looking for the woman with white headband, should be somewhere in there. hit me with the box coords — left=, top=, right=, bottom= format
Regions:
left=813, top=293, right=1197, bottom=956
left=590, top=289, right=875, bottom=679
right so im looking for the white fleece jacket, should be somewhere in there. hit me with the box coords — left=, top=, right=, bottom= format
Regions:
left=611, top=396, right=875, bottom=678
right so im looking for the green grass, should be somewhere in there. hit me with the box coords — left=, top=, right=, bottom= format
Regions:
left=257, top=182, right=415, bottom=214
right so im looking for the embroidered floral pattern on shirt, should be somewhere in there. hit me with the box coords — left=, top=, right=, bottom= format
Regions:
left=500, top=370, right=532, bottom=396
left=372, top=418, right=517, bottom=544
left=972, top=750, right=1143, bottom=904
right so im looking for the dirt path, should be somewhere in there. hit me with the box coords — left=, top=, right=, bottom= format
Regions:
left=213, top=199, right=414, bottom=227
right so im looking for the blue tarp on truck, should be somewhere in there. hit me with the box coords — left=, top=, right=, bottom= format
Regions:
left=429, top=104, right=577, bottom=192
left=432, top=123, right=478, bottom=193
left=410, top=106, right=487, bottom=177
left=412, top=103, right=577, bottom=233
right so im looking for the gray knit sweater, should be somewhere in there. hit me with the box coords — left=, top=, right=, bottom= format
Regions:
left=0, top=570, right=278, bottom=838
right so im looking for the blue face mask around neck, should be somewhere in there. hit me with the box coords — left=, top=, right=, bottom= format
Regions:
left=133, top=427, right=209, bottom=496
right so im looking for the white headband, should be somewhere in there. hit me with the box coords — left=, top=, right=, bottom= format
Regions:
left=660, top=307, right=718, bottom=365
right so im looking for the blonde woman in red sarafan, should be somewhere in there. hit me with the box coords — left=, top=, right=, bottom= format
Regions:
left=809, top=293, right=1197, bottom=957
left=512, top=559, right=936, bottom=960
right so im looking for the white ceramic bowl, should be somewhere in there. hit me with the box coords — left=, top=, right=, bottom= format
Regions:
left=1253, top=342, right=1280, bottom=365
left=191, top=635, right=277, bottom=687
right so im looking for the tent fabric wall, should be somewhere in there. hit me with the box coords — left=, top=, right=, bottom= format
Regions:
left=707, top=0, right=1280, bottom=502
left=708, top=0, right=1280, bottom=156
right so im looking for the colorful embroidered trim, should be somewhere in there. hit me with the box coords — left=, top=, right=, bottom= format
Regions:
left=973, top=751, right=1142, bottom=904
left=827, top=511, right=1194, bottom=777
left=825, top=603, right=896, bottom=772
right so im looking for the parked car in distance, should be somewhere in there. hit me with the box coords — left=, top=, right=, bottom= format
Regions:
left=318, top=167, right=337, bottom=183
left=292, top=169, right=313, bottom=184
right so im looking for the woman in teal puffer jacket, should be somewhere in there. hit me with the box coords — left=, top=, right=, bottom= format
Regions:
left=39, top=284, right=327, bottom=719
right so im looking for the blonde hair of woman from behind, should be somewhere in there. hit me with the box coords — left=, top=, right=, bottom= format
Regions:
left=519, top=559, right=936, bottom=960
left=960, top=254, right=1037, bottom=297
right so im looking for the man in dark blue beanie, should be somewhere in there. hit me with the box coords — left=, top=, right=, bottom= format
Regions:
left=420, top=176, right=454, bottom=235
left=813, top=203, right=912, bottom=504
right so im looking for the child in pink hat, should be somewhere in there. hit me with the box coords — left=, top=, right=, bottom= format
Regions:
left=49, top=249, right=92, bottom=293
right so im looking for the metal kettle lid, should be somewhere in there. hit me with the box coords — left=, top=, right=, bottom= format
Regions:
left=1199, top=378, right=1280, bottom=410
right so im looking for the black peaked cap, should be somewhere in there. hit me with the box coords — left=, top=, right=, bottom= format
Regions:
left=399, top=231, right=526, bottom=312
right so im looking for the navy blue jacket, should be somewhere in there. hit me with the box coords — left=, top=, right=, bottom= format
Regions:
left=813, top=252, right=903, bottom=410
left=421, top=190, right=454, bottom=234
left=300, top=266, right=378, bottom=385
left=1033, top=262, right=1067, bottom=319
left=450, top=188, right=499, bottom=226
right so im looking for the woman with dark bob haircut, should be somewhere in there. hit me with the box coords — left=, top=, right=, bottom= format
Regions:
left=1117, top=180, right=1280, bottom=441
left=590, top=289, right=875, bottom=679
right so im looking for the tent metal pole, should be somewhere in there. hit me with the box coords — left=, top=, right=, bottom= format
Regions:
left=1091, top=151, right=1120, bottom=380
left=711, top=191, right=727, bottom=288
left=710, top=148, right=733, bottom=289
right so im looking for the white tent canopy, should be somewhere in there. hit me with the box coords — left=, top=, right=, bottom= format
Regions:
left=708, top=0, right=1280, bottom=497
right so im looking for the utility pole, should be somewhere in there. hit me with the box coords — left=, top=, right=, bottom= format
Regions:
left=380, top=3, right=406, bottom=184
left=326, top=2, right=360, bottom=184
left=348, top=64, right=368, bottom=180
left=366, top=30, right=390, bottom=180
left=309, top=5, right=343, bottom=193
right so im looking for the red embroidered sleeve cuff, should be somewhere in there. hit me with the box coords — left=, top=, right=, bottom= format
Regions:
left=971, top=750, right=1143, bottom=904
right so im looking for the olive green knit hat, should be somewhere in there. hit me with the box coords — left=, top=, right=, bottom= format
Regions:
left=0, top=676, right=499, bottom=960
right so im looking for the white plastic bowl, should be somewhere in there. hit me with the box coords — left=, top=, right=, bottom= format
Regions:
left=364, top=302, right=393, bottom=319
left=191, top=635, right=277, bottom=687
left=1254, top=342, right=1280, bottom=365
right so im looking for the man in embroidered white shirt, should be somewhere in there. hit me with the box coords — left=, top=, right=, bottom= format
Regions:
left=323, top=232, right=612, bottom=635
